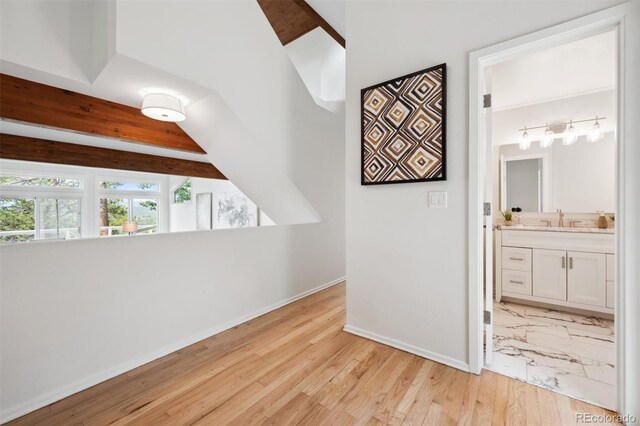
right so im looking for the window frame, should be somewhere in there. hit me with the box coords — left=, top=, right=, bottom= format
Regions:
left=171, top=177, right=193, bottom=205
left=0, top=169, right=85, bottom=242
left=95, top=175, right=163, bottom=237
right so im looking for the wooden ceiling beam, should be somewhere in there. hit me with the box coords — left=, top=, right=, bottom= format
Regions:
left=257, top=0, right=345, bottom=48
left=0, top=73, right=206, bottom=154
left=0, top=134, right=226, bottom=180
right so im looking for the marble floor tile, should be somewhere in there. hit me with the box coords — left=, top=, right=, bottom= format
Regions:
left=554, top=372, right=616, bottom=410
left=487, top=352, right=527, bottom=381
left=527, top=331, right=615, bottom=365
left=567, top=327, right=615, bottom=348
left=493, top=324, right=526, bottom=340
left=525, top=323, right=571, bottom=339
left=496, top=301, right=526, bottom=316
left=581, top=356, right=615, bottom=386
left=524, top=308, right=613, bottom=335
left=495, top=337, right=585, bottom=376
left=491, top=300, right=616, bottom=411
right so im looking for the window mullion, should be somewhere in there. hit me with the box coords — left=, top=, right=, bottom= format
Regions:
left=34, top=197, right=41, bottom=240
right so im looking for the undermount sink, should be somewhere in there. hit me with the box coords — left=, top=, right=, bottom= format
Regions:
left=499, top=224, right=614, bottom=234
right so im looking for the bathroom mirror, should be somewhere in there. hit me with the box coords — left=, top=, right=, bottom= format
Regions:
left=501, top=155, right=546, bottom=212
left=498, top=136, right=615, bottom=213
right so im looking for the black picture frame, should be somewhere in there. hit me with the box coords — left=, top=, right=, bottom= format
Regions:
left=361, top=63, right=447, bottom=185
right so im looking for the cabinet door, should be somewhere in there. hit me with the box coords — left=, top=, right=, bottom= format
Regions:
left=567, top=251, right=606, bottom=307
left=533, top=249, right=567, bottom=301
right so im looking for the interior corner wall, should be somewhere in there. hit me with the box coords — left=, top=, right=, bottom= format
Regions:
left=344, top=0, right=628, bottom=370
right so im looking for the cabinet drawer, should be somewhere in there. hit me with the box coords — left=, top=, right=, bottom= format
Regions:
left=606, top=254, right=615, bottom=281
left=502, top=269, right=532, bottom=296
left=502, top=247, right=532, bottom=272
left=606, top=281, right=615, bottom=309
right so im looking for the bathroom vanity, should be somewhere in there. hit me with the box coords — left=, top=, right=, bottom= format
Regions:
left=496, top=226, right=615, bottom=315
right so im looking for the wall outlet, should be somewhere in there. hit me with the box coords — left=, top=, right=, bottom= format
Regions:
left=428, top=191, right=447, bottom=208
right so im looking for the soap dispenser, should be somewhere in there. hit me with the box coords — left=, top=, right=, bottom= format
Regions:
left=597, top=212, right=608, bottom=229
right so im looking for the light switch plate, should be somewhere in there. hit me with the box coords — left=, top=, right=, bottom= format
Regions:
left=428, top=191, right=447, bottom=208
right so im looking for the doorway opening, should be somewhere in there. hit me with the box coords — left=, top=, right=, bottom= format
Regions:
left=469, top=12, right=626, bottom=413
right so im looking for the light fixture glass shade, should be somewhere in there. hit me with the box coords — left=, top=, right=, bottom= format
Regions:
left=519, top=128, right=531, bottom=151
left=563, top=121, right=577, bottom=145
left=540, top=124, right=554, bottom=148
left=141, top=93, right=186, bottom=122
left=590, top=119, right=603, bottom=142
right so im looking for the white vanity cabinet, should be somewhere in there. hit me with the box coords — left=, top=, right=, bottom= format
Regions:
left=496, top=229, right=614, bottom=315
left=567, top=251, right=606, bottom=307
left=532, top=249, right=567, bottom=300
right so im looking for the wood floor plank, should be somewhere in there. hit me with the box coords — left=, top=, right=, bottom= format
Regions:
left=491, top=371, right=511, bottom=425
left=369, top=355, right=423, bottom=424
left=470, top=370, right=499, bottom=426
left=506, top=378, right=527, bottom=426
left=536, top=387, right=563, bottom=426
left=6, top=283, right=618, bottom=426
left=525, top=382, right=542, bottom=426
left=456, top=371, right=481, bottom=426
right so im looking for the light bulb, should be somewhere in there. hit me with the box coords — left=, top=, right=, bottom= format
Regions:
left=563, top=120, right=577, bottom=146
left=590, top=117, right=603, bottom=142
left=519, top=128, right=531, bottom=151
left=541, top=124, right=554, bottom=148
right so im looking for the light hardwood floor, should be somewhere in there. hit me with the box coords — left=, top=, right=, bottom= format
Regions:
left=8, top=283, right=619, bottom=425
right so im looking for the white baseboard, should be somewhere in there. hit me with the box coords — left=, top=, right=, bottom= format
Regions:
left=343, top=324, right=469, bottom=373
left=0, top=277, right=345, bottom=424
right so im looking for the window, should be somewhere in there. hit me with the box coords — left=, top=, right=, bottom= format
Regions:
left=0, top=197, right=35, bottom=242
left=38, top=198, right=81, bottom=240
left=173, top=178, right=192, bottom=203
left=0, top=173, right=83, bottom=243
left=0, top=175, right=81, bottom=188
left=99, top=181, right=159, bottom=192
left=98, top=178, right=160, bottom=236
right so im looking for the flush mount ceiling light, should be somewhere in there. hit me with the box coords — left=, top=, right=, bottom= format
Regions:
left=141, top=93, right=186, bottom=122
left=519, top=126, right=531, bottom=151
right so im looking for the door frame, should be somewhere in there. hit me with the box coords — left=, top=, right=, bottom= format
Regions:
left=468, top=3, right=635, bottom=415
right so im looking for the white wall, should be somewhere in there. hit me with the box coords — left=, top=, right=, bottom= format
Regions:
left=0, top=0, right=345, bottom=422
left=0, top=0, right=113, bottom=83
left=285, top=27, right=346, bottom=112
left=492, top=90, right=616, bottom=147
left=0, top=224, right=343, bottom=421
left=345, top=0, right=632, bottom=374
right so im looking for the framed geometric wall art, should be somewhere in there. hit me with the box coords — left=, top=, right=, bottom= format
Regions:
left=361, top=63, right=447, bottom=185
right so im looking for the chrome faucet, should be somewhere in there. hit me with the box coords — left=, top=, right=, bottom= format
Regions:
left=557, top=209, right=564, bottom=227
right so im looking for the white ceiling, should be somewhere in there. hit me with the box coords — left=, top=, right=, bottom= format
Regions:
left=492, top=30, right=615, bottom=111
left=306, top=0, right=345, bottom=38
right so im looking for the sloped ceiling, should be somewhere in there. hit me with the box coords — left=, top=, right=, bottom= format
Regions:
left=0, top=0, right=334, bottom=226
left=306, top=0, right=345, bottom=38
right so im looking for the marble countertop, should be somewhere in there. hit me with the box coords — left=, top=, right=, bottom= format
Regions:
left=497, top=225, right=614, bottom=234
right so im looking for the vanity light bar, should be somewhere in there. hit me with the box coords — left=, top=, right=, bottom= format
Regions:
left=517, top=116, right=606, bottom=132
